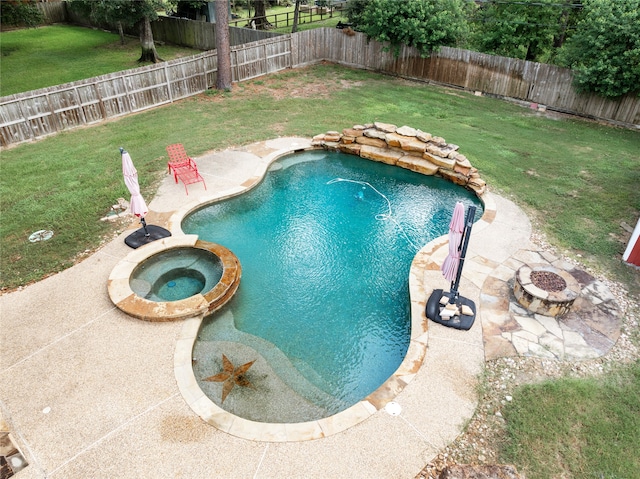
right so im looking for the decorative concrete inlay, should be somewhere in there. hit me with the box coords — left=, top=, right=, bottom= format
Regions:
left=513, top=263, right=581, bottom=317
left=170, top=134, right=495, bottom=442
left=482, top=249, right=622, bottom=361
left=107, top=235, right=241, bottom=321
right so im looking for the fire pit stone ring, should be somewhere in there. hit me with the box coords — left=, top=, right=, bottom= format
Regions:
left=513, top=263, right=581, bottom=317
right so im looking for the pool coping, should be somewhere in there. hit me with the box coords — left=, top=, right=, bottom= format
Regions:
left=164, top=142, right=496, bottom=441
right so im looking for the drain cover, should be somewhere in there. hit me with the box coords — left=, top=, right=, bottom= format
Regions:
left=384, top=401, right=402, bottom=416
left=28, top=230, right=54, bottom=242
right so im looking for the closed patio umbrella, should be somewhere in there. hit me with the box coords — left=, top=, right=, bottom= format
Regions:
left=441, top=201, right=465, bottom=283
left=121, top=148, right=149, bottom=221
left=120, top=148, right=171, bottom=248
left=426, top=202, right=477, bottom=330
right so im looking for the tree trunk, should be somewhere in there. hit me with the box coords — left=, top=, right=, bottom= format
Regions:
left=252, top=0, right=268, bottom=30
left=553, top=8, right=571, bottom=49
left=525, top=44, right=535, bottom=61
left=117, top=21, right=125, bottom=45
left=292, top=0, right=301, bottom=33
left=215, top=0, right=232, bottom=90
left=137, top=16, right=163, bottom=63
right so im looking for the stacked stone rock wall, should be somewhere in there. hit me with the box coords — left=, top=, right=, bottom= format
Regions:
left=311, top=122, right=486, bottom=196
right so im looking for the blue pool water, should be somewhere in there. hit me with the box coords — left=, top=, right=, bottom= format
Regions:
left=183, top=151, right=482, bottom=422
left=129, top=247, right=223, bottom=302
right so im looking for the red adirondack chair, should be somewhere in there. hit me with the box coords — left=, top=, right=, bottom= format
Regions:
left=166, top=143, right=207, bottom=195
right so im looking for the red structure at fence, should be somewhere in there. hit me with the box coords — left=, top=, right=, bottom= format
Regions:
left=623, top=218, right=640, bottom=267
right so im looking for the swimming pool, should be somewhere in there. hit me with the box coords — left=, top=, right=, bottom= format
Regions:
left=182, top=150, right=482, bottom=422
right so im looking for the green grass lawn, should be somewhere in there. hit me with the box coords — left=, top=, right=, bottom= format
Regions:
left=0, top=24, right=197, bottom=96
left=229, top=3, right=348, bottom=33
left=271, top=13, right=347, bottom=33
left=501, top=360, right=640, bottom=478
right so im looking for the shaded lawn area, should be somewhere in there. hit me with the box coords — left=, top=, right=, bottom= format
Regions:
left=1, top=64, right=639, bottom=295
left=0, top=24, right=197, bottom=96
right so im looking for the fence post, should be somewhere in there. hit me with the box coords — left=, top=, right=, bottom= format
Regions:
left=123, top=74, right=133, bottom=112
left=291, top=32, right=299, bottom=68
left=45, top=93, right=61, bottom=132
left=263, top=43, right=267, bottom=73
left=200, top=55, right=208, bottom=91
left=164, top=63, right=173, bottom=102
left=72, top=87, right=87, bottom=125
left=18, top=100, right=36, bottom=141
left=92, top=83, right=108, bottom=121
left=233, top=49, right=239, bottom=82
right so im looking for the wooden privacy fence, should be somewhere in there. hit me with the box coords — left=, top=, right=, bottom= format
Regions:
left=36, top=1, right=67, bottom=24
left=295, top=29, right=639, bottom=126
left=63, top=6, right=281, bottom=50
left=0, top=36, right=291, bottom=147
left=2, top=28, right=638, bottom=147
left=152, top=17, right=282, bottom=51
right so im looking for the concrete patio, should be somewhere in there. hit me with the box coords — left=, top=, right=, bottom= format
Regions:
left=0, top=137, right=620, bottom=479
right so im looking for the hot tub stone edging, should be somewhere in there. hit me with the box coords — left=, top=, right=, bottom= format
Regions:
left=107, top=235, right=241, bottom=322
left=312, top=122, right=486, bottom=196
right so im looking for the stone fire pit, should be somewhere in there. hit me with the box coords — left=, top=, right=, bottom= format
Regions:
left=513, top=264, right=581, bottom=317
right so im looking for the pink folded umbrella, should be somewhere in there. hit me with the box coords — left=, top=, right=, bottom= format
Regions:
left=121, top=149, right=148, bottom=218
left=120, top=148, right=171, bottom=248
left=441, top=202, right=466, bottom=282
left=427, top=202, right=478, bottom=330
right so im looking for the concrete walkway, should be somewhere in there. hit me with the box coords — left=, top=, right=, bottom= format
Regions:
left=0, top=138, right=617, bottom=479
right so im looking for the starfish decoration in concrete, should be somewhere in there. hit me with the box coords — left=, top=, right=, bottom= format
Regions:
left=204, top=354, right=255, bottom=403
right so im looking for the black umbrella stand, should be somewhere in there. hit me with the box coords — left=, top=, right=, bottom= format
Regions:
left=124, top=217, right=171, bottom=249
left=426, top=205, right=477, bottom=331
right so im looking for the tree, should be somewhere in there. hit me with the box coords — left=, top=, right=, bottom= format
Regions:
left=291, top=0, right=301, bottom=34
left=138, top=15, right=163, bottom=63
left=0, top=0, right=44, bottom=28
left=552, top=1, right=583, bottom=51
left=69, top=0, right=164, bottom=63
left=171, top=0, right=210, bottom=20
left=356, top=0, right=468, bottom=57
left=344, top=0, right=371, bottom=31
left=252, top=0, right=269, bottom=30
left=214, top=0, right=232, bottom=90
left=470, top=0, right=582, bottom=62
left=559, top=0, right=640, bottom=98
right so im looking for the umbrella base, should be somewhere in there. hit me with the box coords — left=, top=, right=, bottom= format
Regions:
left=426, top=289, right=476, bottom=331
left=124, top=225, right=172, bottom=249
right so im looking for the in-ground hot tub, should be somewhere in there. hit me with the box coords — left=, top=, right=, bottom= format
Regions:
left=108, top=235, right=241, bottom=321
left=130, top=247, right=221, bottom=302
